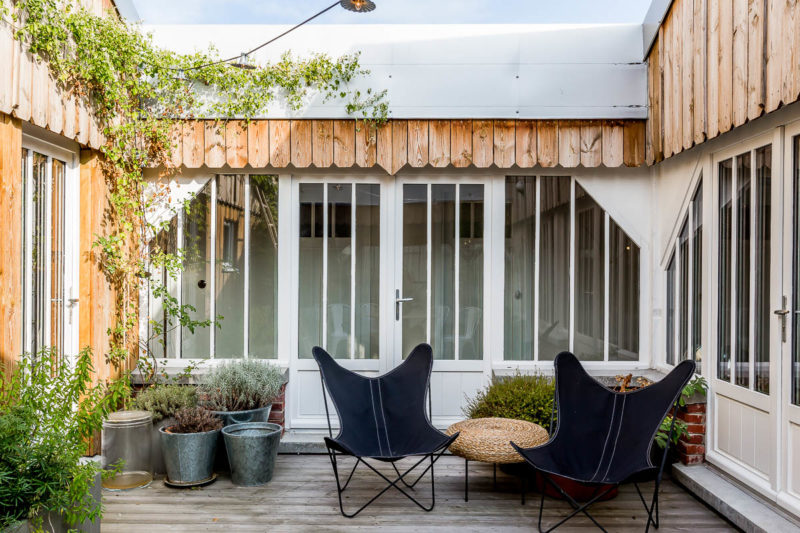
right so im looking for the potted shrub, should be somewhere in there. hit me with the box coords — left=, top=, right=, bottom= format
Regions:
left=198, top=360, right=285, bottom=470
left=0, top=349, right=112, bottom=533
left=132, top=385, right=197, bottom=474
left=160, top=406, right=223, bottom=486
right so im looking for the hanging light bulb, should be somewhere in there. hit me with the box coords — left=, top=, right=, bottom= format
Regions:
left=340, top=0, right=376, bottom=13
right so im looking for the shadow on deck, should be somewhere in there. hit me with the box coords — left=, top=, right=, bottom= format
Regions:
left=102, top=455, right=736, bottom=532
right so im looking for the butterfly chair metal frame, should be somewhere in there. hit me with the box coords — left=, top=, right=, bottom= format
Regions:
left=313, top=344, right=458, bottom=518
left=512, top=352, right=696, bottom=533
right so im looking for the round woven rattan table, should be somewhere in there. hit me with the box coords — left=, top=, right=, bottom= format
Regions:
left=446, top=417, right=549, bottom=503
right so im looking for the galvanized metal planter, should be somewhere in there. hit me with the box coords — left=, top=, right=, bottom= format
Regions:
left=222, top=422, right=282, bottom=486
left=211, top=405, right=272, bottom=471
left=151, top=417, right=176, bottom=475
left=159, top=425, right=220, bottom=485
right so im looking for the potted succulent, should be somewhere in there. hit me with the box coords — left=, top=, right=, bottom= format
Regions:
left=159, top=406, right=223, bottom=486
left=132, top=385, right=197, bottom=475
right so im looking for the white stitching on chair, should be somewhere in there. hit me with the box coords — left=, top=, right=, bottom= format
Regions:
left=376, top=379, right=393, bottom=457
left=369, top=381, right=384, bottom=457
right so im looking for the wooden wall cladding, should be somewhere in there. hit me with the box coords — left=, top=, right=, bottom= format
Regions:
left=646, top=0, right=800, bottom=164
left=167, top=118, right=646, bottom=171
left=0, top=115, right=22, bottom=372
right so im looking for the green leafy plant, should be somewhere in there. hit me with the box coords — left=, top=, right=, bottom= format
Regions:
left=132, top=385, right=197, bottom=423
left=168, top=407, right=223, bottom=434
left=655, top=375, right=708, bottom=449
left=464, top=372, right=556, bottom=430
left=198, top=360, right=285, bottom=412
left=0, top=348, right=116, bottom=530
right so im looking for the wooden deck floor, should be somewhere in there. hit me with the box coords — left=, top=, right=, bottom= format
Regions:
left=102, top=455, right=736, bottom=532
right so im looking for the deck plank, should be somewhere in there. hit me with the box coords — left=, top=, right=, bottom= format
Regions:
left=103, top=455, right=734, bottom=532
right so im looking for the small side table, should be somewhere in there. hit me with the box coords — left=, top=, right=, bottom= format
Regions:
left=446, top=417, right=549, bottom=504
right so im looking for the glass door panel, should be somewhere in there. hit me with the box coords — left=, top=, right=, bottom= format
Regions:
left=399, top=182, right=484, bottom=361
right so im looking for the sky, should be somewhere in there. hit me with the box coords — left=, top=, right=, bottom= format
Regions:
left=130, top=0, right=653, bottom=25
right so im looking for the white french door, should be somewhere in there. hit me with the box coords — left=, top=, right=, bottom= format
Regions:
left=288, top=175, right=491, bottom=430
left=393, top=178, right=490, bottom=426
left=20, top=135, right=80, bottom=360
left=709, top=130, right=782, bottom=500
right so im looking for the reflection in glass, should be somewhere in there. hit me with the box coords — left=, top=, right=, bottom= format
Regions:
left=459, top=185, right=483, bottom=360
left=249, top=175, right=279, bottom=359
left=30, top=153, right=47, bottom=355
left=666, top=255, right=676, bottom=366
left=793, top=136, right=800, bottom=406
left=402, top=184, right=428, bottom=357
left=538, top=177, right=571, bottom=361
left=431, top=184, right=455, bottom=359
left=718, top=159, right=733, bottom=381
left=754, top=146, right=771, bottom=394
left=504, top=177, right=536, bottom=360
left=609, top=221, right=639, bottom=361
left=691, top=184, right=703, bottom=371
left=574, top=184, right=604, bottom=361
left=298, top=183, right=324, bottom=358
left=215, top=175, right=246, bottom=358
left=326, top=184, right=352, bottom=358
left=148, top=219, right=177, bottom=360
left=355, top=184, right=380, bottom=359
left=50, top=159, right=65, bottom=354
left=735, top=153, right=751, bottom=388
left=182, top=184, right=212, bottom=359
left=679, top=221, right=689, bottom=362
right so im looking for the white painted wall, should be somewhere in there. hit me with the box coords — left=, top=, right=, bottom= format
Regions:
left=143, top=23, right=646, bottom=119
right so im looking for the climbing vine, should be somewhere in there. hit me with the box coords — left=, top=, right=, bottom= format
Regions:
left=1, top=0, right=388, bottom=396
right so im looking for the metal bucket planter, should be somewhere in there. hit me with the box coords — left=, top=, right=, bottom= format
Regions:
left=222, top=422, right=282, bottom=486
left=151, top=417, right=176, bottom=475
left=160, top=426, right=220, bottom=486
left=211, top=405, right=272, bottom=471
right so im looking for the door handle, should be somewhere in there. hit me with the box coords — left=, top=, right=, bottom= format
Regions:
left=775, top=296, right=790, bottom=343
left=395, top=289, right=413, bottom=321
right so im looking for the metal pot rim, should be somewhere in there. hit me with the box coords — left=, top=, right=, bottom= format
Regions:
left=221, top=422, right=282, bottom=438
left=159, top=425, right=222, bottom=436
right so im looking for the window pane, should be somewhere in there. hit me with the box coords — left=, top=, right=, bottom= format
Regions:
left=298, top=183, right=323, bottom=358
left=679, top=221, right=689, bottom=362
left=50, top=159, right=65, bottom=354
left=148, top=219, right=177, bottom=359
left=574, top=184, right=604, bottom=361
left=402, top=184, right=428, bottom=358
left=539, top=177, right=570, bottom=361
left=754, top=146, right=771, bottom=394
left=248, top=175, right=279, bottom=359
left=215, top=175, right=246, bottom=358
left=718, top=159, right=733, bottom=381
left=609, top=221, right=639, bottom=361
left=735, top=153, right=751, bottom=388
left=182, top=184, right=212, bottom=359
left=666, top=254, right=676, bottom=366
left=504, top=177, right=536, bottom=360
left=793, top=136, right=800, bottom=406
left=355, top=184, right=380, bottom=359
left=459, top=184, right=483, bottom=360
left=326, top=183, right=352, bottom=358
left=31, top=152, right=47, bottom=355
left=691, top=184, right=703, bottom=371
left=431, top=184, right=455, bottom=360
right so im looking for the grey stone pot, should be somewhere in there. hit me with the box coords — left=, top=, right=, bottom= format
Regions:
left=222, top=422, right=282, bottom=487
left=159, top=425, right=220, bottom=484
left=151, top=417, right=176, bottom=475
left=211, top=405, right=272, bottom=471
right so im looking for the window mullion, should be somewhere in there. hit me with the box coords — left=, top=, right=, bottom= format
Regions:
left=687, top=201, right=694, bottom=364
left=209, top=177, right=217, bottom=359
left=243, top=176, right=251, bottom=360
left=568, top=177, right=576, bottom=353
left=749, top=150, right=756, bottom=390
left=175, top=209, right=184, bottom=359
left=730, top=157, right=738, bottom=384
left=322, top=184, right=329, bottom=351
left=454, top=184, right=460, bottom=360
left=426, top=184, right=432, bottom=345
left=603, top=211, right=610, bottom=362
left=350, top=184, right=356, bottom=359
left=533, top=177, right=541, bottom=361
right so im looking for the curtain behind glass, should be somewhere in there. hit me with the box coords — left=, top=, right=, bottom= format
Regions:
left=326, top=184, right=352, bottom=358
left=355, top=184, right=380, bottom=359
left=504, top=177, right=536, bottom=360
left=431, top=184, right=455, bottom=359
left=538, top=177, right=570, bottom=361
left=249, top=175, right=279, bottom=359
left=298, top=183, right=324, bottom=359
left=182, top=184, right=212, bottom=359
left=574, top=184, right=604, bottom=361
left=215, top=175, right=246, bottom=358
left=459, top=184, right=483, bottom=360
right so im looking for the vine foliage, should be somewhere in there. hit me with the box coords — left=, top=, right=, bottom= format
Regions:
left=1, top=0, right=388, bottom=390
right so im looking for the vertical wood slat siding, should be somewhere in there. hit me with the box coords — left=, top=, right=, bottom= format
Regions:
left=493, top=120, right=515, bottom=168
left=355, top=121, right=377, bottom=168
left=646, top=0, right=800, bottom=162
left=204, top=121, right=225, bottom=169
left=407, top=120, right=428, bottom=168
left=428, top=120, right=451, bottom=168
left=515, top=120, right=536, bottom=168
left=312, top=120, right=333, bottom=168
left=451, top=119, right=472, bottom=168
left=0, top=115, right=22, bottom=371
left=269, top=120, right=291, bottom=168
left=290, top=120, right=312, bottom=168
left=537, top=121, right=558, bottom=168
left=247, top=120, right=270, bottom=168
left=333, top=119, right=355, bottom=168
left=472, top=120, right=493, bottom=168
left=225, top=120, right=247, bottom=169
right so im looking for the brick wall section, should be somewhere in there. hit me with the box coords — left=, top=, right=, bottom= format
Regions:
left=268, top=383, right=287, bottom=435
left=675, top=401, right=706, bottom=465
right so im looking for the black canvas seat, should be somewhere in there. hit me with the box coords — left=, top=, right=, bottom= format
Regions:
left=512, top=351, right=695, bottom=532
left=312, top=343, right=458, bottom=517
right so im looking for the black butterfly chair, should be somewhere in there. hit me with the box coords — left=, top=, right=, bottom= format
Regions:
left=312, top=343, right=458, bottom=518
left=511, top=352, right=696, bottom=533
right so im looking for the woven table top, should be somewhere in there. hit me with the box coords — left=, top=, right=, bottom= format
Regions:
left=445, top=417, right=549, bottom=464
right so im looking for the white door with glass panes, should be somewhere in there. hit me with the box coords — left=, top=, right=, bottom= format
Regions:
left=709, top=132, right=781, bottom=497
left=20, top=136, right=80, bottom=360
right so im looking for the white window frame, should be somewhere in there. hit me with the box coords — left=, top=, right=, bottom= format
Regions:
left=20, top=134, right=80, bottom=360
left=494, top=174, right=648, bottom=371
